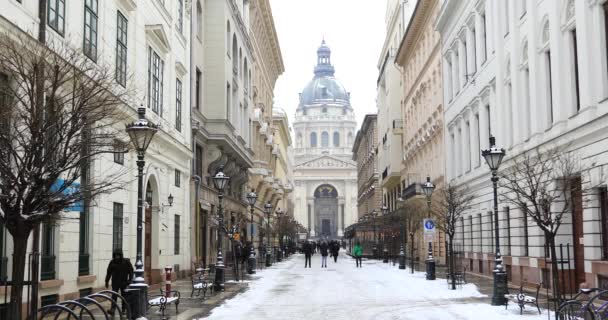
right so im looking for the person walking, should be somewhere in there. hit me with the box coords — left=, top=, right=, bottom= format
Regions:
left=303, top=240, right=312, bottom=268
left=352, top=241, right=363, bottom=268
left=331, top=240, right=339, bottom=263
left=320, top=241, right=329, bottom=268
left=105, top=249, right=134, bottom=313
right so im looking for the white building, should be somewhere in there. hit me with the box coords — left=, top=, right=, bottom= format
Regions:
left=437, top=0, right=608, bottom=289
left=1, top=0, right=192, bottom=305
left=292, top=41, right=358, bottom=238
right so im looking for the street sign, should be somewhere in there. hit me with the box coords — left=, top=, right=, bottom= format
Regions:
left=423, top=218, right=436, bottom=234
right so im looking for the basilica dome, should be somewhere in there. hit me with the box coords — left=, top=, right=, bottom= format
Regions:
left=298, top=40, right=351, bottom=108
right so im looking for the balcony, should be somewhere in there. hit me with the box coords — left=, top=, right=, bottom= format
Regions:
left=400, top=183, right=422, bottom=201
left=78, top=253, right=90, bottom=276
left=41, top=255, right=56, bottom=281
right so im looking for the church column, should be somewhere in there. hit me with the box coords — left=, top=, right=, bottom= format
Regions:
left=338, top=198, right=345, bottom=236
left=307, top=198, right=315, bottom=237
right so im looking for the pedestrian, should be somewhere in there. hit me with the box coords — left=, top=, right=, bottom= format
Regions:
left=331, top=241, right=339, bottom=263
left=303, top=240, right=312, bottom=268
left=320, top=241, right=329, bottom=268
left=352, top=241, right=363, bottom=268
left=105, top=249, right=134, bottom=314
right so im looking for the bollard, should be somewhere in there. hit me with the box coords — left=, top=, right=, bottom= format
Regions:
left=398, top=245, right=406, bottom=269
left=165, top=265, right=173, bottom=297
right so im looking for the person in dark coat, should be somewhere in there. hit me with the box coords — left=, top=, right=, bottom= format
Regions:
left=303, top=241, right=313, bottom=268
left=320, top=241, right=329, bottom=268
left=330, top=241, right=340, bottom=263
left=105, top=249, right=134, bottom=313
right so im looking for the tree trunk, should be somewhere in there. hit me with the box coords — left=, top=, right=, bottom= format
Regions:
left=9, top=232, right=29, bottom=319
left=547, top=233, right=561, bottom=301
left=409, top=233, right=415, bottom=274
left=449, top=236, right=456, bottom=290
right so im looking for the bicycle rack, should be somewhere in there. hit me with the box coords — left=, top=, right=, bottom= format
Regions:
left=38, top=304, right=79, bottom=320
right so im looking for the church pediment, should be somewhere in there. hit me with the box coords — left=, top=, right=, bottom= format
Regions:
left=295, top=155, right=355, bottom=169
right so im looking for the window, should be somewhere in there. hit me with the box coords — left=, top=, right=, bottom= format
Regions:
left=79, top=288, right=93, bottom=298
left=310, top=132, right=317, bottom=147
left=84, top=0, right=98, bottom=61
left=232, top=35, right=238, bottom=73
left=470, top=26, right=477, bottom=74
left=600, top=187, right=608, bottom=259
left=116, top=12, right=128, bottom=87
left=523, top=209, right=529, bottom=256
left=571, top=29, right=580, bottom=112
left=465, top=121, right=471, bottom=172
left=475, top=114, right=480, bottom=166
left=196, top=1, right=202, bottom=39
left=176, top=79, right=182, bottom=131
left=333, top=132, right=340, bottom=147
left=175, top=169, right=181, bottom=187
left=478, top=213, right=482, bottom=252
left=226, top=83, right=231, bottom=119
left=505, top=207, right=511, bottom=256
left=605, top=3, right=608, bottom=79
left=41, top=294, right=58, bottom=307
left=177, top=0, right=184, bottom=34
left=481, top=12, right=488, bottom=62
left=79, top=212, right=89, bottom=275
left=47, top=0, right=65, bottom=35
left=195, top=144, right=203, bottom=177
left=485, top=104, right=491, bottom=141
left=321, top=131, right=329, bottom=147
left=113, top=140, right=125, bottom=165
left=113, top=202, right=124, bottom=251
left=174, top=215, right=180, bottom=254
left=545, top=50, right=554, bottom=126
left=523, top=65, right=531, bottom=139
left=41, top=223, right=55, bottom=280
left=148, top=48, right=164, bottom=115
left=195, top=69, right=201, bottom=110
left=226, top=21, right=231, bottom=56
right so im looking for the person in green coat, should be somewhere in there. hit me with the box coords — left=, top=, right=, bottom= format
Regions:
left=352, top=241, right=363, bottom=268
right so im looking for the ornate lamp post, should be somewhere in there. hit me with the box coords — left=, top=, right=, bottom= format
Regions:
left=275, top=208, right=283, bottom=262
left=264, top=201, right=273, bottom=267
left=246, top=190, right=257, bottom=274
left=125, top=107, right=158, bottom=317
left=482, top=136, right=507, bottom=306
left=421, top=176, right=435, bottom=280
left=212, top=166, right=230, bottom=291
left=381, top=205, right=389, bottom=263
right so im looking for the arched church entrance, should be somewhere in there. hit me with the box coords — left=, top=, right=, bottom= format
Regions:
left=314, top=184, right=338, bottom=238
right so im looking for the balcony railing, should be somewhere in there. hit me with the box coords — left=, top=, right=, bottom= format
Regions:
left=401, top=183, right=422, bottom=201
left=79, top=253, right=90, bottom=276
left=393, top=119, right=403, bottom=129
left=41, top=255, right=56, bottom=281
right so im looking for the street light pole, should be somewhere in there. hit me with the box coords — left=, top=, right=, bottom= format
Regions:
left=371, top=210, right=378, bottom=259
left=212, top=166, right=230, bottom=292
left=264, top=202, right=273, bottom=267
left=126, top=106, right=158, bottom=317
left=422, top=176, right=435, bottom=280
left=381, top=205, right=389, bottom=263
left=246, top=190, right=257, bottom=274
left=276, top=208, right=283, bottom=262
left=482, top=136, right=507, bottom=306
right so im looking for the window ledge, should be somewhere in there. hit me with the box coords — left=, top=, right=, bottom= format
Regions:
left=77, top=275, right=97, bottom=284
left=40, top=279, right=64, bottom=289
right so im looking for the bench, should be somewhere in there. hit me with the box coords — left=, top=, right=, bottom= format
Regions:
left=191, top=269, right=214, bottom=299
left=148, top=289, right=180, bottom=318
left=505, top=283, right=541, bottom=315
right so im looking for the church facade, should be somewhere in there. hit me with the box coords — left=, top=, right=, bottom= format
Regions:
left=292, top=41, right=358, bottom=239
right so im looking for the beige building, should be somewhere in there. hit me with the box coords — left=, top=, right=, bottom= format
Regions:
left=395, top=0, right=445, bottom=263
left=353, top=115, right=382, bottom=221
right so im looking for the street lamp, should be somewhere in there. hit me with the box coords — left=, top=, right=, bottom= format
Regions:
left=246, top=190, right=257, bottom=274
left=276, top=208, right=283, bottom=262
left=381, top=204, right=389, bottom=263
left=482, top=135, right=507, bottom=306
left=125, top=106, right=158, bottom=317
left=264, top=201, right=273, bottom=267
left=421, top=176, right=435, bottom=280
left=212, top=166, right=230, bottom=291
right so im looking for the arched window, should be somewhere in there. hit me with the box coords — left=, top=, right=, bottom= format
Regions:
left=310, top=132, right=317, bottom=147
left=321, top=131, right=329, bottom=147
left=243, top=58, right=248, bottom=89
left=196, top=1, right=203, bottom=39
left=226, top=21, right=231, bottom=56
left=333, top=132, right=340, bottom=147
left=232, top=34, right=238, bottom=72
left=239, top=48, right=243, bottom=78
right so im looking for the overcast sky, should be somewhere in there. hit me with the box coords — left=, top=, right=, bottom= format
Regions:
left=269, top=0, right=388, bottom=134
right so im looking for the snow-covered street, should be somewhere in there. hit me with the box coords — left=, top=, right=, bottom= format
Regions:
left=205, top=252, right=550, bottom=320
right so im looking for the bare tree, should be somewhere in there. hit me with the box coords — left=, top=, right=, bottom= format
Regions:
left=398, top=198, right=426, bottom=273
left=499, top=147, right=596, bottom=299
left=0, top=32, right=131, bottom=317
left=435, top=183, right=475, bottom=290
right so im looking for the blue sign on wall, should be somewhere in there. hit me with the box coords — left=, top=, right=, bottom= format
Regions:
left=50, top=179, right=83, bottom=212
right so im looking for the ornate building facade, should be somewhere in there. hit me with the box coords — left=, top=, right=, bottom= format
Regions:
left=292, top=41, right=357, bottom=239
left=395, top=0, right=445, bottom=263
left=353, top=115, right=382, bottom=222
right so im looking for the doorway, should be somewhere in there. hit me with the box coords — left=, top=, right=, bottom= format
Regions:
left=322, top=219, right=331, bottom=237
left=145, top=181, right=153, bottom=283
left=313, top=184, right=338, bottom=237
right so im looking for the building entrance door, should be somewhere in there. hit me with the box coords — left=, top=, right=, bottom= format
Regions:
left=313, top=184, right=338, bottom=237
left=322, top=219, right=331, bottom=236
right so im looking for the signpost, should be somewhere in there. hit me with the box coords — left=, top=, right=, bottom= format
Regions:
left=423, top=218, right=436, bottom=280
